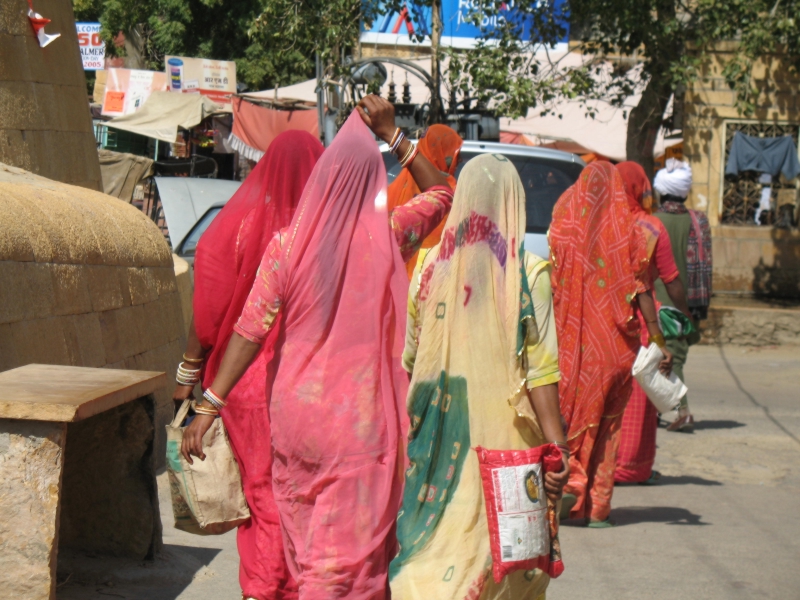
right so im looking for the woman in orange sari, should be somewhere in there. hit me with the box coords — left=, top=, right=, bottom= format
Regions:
left=388, top=124, right=462, bottom=277
left=548, top=162, right=671, bottom=526
left=614, top=162, right=691, bottom=485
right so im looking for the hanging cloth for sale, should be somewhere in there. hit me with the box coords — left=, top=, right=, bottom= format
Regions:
left=724, top=132, right=800, bottom=180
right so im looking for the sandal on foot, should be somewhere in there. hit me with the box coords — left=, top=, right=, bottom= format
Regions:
left=559, top=493, right=577, bottom=520
left=638, top=470, right=661, bottom=485
left=587, top=518, right=616, bottom=528
left=667, top=414, right=695, bottom=433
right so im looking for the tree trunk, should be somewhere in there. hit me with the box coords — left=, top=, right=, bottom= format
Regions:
left=430, top=0, right=443, bottom=124
left=626, top=72, right=673, bottom=178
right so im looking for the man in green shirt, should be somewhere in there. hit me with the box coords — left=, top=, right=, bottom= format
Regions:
left=653, top=160, right=713, bottom=433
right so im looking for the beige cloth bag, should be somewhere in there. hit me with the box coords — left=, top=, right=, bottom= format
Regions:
left=165, top=400, right=250, bottom=535
left=632, top=343, right=689, bottom=414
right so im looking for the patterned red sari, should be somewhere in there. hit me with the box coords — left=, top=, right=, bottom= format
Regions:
left=548, top=162, right=648, bottom=521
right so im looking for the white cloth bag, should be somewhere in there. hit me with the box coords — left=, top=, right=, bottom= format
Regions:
left=631, top=343, right=688, bottom=413
left=165, top=400, right=250, bottom=535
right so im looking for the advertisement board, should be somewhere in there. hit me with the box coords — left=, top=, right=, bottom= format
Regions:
left=76, top=22, right=105, bottom=70
left=164, top=56, right=237, bottom=109
left=101, top=69, right=169, bottom=117
left=361, top=0, right=569, bottom=48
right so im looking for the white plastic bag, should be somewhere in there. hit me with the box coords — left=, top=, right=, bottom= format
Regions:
left=631, top=343, right=688, bottom=414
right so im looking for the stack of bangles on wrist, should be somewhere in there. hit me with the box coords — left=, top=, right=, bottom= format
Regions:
left=552, top=440, right=571, bottom=458
left=388, top=127, right=418, bottom=169
left=176, top=357, right=202, bottom=386
left=192, top=388, right=227, bottom=417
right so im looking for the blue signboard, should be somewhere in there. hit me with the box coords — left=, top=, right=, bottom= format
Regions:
left=362, top=0, right=569, bottom=48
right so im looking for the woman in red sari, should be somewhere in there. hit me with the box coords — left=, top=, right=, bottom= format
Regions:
left=387, top=124, right=462, bottom=278
left=548, top=162, right=672, bottom=526
left=173, top=130, right=324, bottom=600
left=614, top=162, right=692, bottom=485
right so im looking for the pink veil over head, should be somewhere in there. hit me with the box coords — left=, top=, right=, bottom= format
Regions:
left=266, top=113, right=410, bottom=593
left=193, top=130, right=324, bottom=386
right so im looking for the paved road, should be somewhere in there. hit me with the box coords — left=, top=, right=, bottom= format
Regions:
left=58, top=345, right=800, bottom=600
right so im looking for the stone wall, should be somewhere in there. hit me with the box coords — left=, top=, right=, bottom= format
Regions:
left=683, top=42, right=800, bottom=298
left=0, top=0, right=102, bottom=190
left=0, top=162, right=185, bottom=464
left=712, top=225, right=800, bottom=297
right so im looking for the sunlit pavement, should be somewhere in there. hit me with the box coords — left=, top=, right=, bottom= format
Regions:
left=58, top=345, right=800, bottom=599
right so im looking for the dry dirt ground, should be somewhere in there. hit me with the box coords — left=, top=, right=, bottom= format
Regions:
left=58, top=344, right=800, bottom=600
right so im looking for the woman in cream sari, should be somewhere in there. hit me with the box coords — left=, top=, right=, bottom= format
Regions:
left=390, top=154, right=569, bottom=600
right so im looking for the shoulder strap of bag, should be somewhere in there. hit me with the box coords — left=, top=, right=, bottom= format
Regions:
left=688, top=210, right=705, bottom=263
left=171, top=399, right=192, bottom=428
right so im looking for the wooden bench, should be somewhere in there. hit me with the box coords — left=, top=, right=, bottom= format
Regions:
left=0, top=364, right=165, bottom=599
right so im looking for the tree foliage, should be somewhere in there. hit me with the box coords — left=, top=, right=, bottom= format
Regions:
left=72, top=0, right=298, bottom=90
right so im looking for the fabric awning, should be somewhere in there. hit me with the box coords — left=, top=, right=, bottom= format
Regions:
left=228, top=97, right=319, bottom=162
left=106, top=92, right=222, bottom=143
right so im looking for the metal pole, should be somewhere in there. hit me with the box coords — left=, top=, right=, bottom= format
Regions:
left=316, top=53, right=325, bottom=146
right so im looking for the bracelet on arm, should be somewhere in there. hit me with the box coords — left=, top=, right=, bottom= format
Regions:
left=397, top=141, right=415, bottom=167
left=390, top=130, right=406, bottom=155
left=648, top=333, right=667, bottom=349
left=388, top=127, right=402, bottom=149
left=182, top=353, right=204, bottom=364
left=551, top=440, right=571, bottom=456
left=191, top=400, right=219, bottom=416
left=203, top=388, right=227, bottom=411
left=400, top=145, right=419, bottom=169
left=176, top=364, right=202, bottom=386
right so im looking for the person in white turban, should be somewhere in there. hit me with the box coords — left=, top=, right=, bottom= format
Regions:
left=654, top=158, right=693, bottom=199
left=653, top=157, right=712, bottom=433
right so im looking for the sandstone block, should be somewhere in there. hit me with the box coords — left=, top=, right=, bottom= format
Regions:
left=63, top=313, right=106, bottom=368
left=98, top=306, right=139, bottom=365
left=58, top=397, right=162, bottom=559
left=86, top=265, right=126, bottom=312
left=10, top=317, right=70, bottom=367
left=0, top=323, right=20, bottom=372
left=50, top=263, right=92, bottom=316
left=127, top=267, right=160, bottom=306
left=0, top=419, right=66, bottom=600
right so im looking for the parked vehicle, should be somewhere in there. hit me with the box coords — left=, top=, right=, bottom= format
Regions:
left=155, top=177, right=241, bottom=265
left=381, top=140, right=585, bottom=258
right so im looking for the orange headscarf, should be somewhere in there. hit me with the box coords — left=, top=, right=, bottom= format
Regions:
left=615, top=161, right=660, bottom=266
left=387, top=124, right=463, bottom=278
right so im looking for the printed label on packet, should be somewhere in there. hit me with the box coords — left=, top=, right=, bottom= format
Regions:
left=491, top=463, right=548, bottom=562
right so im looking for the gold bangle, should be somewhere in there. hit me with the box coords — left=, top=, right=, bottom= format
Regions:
left=401, top=146, right=419, bottom=169
left=182, top=354, right=204, bottom=364
left=648, top=333, right=666, bottom=348
left=397, top=141, right=414, bottom=166
left=193, top=404, right=218, bottom=416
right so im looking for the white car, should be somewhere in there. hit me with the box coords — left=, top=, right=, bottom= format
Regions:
left=381, top=140, right=585, bottom=258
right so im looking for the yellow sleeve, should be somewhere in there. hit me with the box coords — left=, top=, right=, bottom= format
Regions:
left=402, top=262, right=421, bottom=373
left=524, top=252, right=561, bottom=389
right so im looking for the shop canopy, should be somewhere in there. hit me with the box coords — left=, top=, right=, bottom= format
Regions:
left=106, top=92, right=223, bottom=143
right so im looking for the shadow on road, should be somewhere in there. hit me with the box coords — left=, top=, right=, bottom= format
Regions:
left=609, top=506, right=709, bottom=526
left=692, top=419, right=746, bottom=431
left=656, top=475, right=723, bottom=486
left=56, top=545, right=222, bottom=600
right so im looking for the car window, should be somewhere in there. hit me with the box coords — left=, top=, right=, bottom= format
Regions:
left=383, top=151, right=402, bottom=184
left=180, top=207, right=222, bottom=256
left=455, top=151, right=582, bottom=233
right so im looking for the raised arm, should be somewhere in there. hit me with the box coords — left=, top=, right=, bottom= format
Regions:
left=356, top=95, right=451, bottom=193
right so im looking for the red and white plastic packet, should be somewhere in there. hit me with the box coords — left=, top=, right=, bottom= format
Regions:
left=475, top=443, right=565, bottom=583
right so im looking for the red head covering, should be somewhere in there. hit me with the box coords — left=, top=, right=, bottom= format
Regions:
left=193, top=130, right=323, bottom=385
left=388, top=124, right=463, bottom=277
left=616, top=161, right=660, bottom=263
left=549, top=161, right=648, bottom=435
left=616, top=161, right=654, bottom=215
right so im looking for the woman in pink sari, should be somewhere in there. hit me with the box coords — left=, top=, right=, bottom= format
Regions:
left=174, top=131, right=324, bottom=600
left=181, top=96, right=453, bottom=599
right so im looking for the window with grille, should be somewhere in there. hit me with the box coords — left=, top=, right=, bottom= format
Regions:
left=722, top=121, right=799, bottom=226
